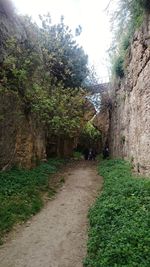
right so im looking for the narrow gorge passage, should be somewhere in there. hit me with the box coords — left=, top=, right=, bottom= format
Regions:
left=0, top=161, right=102, bottom=267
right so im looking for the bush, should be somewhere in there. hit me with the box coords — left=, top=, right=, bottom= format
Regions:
left=0, top=158, right=64, bottom=244
left=84, top=160, right=150, bottom=267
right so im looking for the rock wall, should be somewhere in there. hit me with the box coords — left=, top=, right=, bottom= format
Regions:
left=0, top=91, right=46, bottom=169
left=109, top=14, right=150, bottom=176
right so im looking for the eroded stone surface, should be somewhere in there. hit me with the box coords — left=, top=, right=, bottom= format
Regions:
left=109, top=14, right=150, bottom=176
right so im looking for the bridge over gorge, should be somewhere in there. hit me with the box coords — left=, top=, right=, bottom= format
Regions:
left=89, top=82, right=110, bottom=94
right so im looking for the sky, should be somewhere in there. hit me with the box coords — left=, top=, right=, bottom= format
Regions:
left=12, top=0, right=115, bottom=82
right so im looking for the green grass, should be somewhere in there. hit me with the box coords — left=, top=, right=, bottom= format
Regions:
left=0, top=158, right=64, bottom=244
left=73, top=151, right=83, bottom=160
left=84, top=159, right=150, bottom=267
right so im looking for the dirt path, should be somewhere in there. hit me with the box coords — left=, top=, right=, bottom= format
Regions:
left=0, top=161, right=102, bottom=267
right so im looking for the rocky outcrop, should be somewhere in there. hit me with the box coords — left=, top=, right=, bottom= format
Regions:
left=109, top=14, right=150, bottom=176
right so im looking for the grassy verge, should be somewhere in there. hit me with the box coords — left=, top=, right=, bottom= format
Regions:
left=84, top=160, right=150, bottom=267
left=0, top=158, right=64, bottom=244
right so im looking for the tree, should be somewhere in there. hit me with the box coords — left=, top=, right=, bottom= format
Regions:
left=83, top=65, right=99, bottom=87
left=39, top=14, right=88, bottom=88
left=0, top=13, right=90, bottom=149
left=31, top=83, right=87, bottom=138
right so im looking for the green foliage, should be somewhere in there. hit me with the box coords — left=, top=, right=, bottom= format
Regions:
left=121, top=33, right=131, bottom=51
left=73, top=151, right=83, bottom=160
left=84, top=160, right=150, bottom=267
left=83, top=121, right=101, bottom=140
left=48, top=87, right=86, bottom=137
left=112, top=55, right=124, bottom=78
left=79, top=121, right=101, bottom=148
left=0, top=14, right=89, bottom=139
left=0, top=158, right=64, bottom=244
left=110, top=0, right=150, bottom=79
left=30, top=84, right=86, bottom=137
left=116, top=0, right=144, bottom=30
left=39, top=14, right=88, bottom=88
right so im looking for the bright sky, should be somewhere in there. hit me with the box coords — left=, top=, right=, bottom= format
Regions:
left=12, top=0, right=115, bottom=81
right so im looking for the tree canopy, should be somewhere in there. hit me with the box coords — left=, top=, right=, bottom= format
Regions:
left=0, top=13, right=91, bottom=140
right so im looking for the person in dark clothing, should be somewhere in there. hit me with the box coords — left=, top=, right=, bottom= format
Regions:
left=92, top=149, right=97, bottom=160
left=103, top=147, right=109, bottom=159
left=88, top=148, right=97, bottom=160
left=88, top=148, right=93, bottom=160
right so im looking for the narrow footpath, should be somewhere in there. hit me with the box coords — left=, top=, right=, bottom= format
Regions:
left=0, top=161, right=102, bottom=267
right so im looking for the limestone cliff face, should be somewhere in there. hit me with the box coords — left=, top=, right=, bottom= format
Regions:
left=0, top=91, right=46, bottom=169
left=109, top=14, right=150, bottom=175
